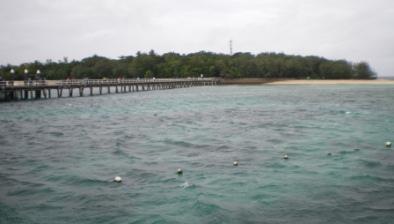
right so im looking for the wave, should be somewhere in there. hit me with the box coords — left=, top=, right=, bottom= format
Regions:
left=0, top=201, right=37, bottom=224
left=44, top=175, right=110, bottom=187
left=350, top=174, right=393, bottom=183
left=359, top=159, right=383, bottom=168
left=163, top=138, right=209, bottom=149
left=180, top=181, right=193, bottom=188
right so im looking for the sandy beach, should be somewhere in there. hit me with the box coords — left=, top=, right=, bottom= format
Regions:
left=267, top=79, right=394, bottom=85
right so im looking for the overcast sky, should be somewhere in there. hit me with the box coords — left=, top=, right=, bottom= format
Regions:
left=1, top=0, right=393, bottom=76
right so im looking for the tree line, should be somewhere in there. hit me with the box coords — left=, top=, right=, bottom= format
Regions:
left=0, top=50, right=377, bottom=80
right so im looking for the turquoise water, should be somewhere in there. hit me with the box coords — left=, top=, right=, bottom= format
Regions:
left=1, top=85, right=394, bottom=223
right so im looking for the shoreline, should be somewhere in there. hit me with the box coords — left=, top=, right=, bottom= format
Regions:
left=220, top=78, right=394, bottom=85
left=267, top=79, right=394, bottom=85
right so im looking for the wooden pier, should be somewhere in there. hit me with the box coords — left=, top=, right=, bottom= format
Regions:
left=0, top=78, right=220, bottom=101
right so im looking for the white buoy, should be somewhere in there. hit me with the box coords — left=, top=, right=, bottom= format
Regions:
left=283, top=155, right=289, bottom=159
left=354, top=148, right=360, bottom=151
left=233, top=161, right=238, bottom=166
left=114, top=176, right=122, bottom=182
left=327, top=152, right=332, bottom=156
left=177, top=169, right=183, bottom=174
left=386, top=142, right=392, bottom=147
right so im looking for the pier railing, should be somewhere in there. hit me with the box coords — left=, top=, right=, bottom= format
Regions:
left=3, top=77, right=219, bottom=87
left=1, top=77, right=220, bottom=101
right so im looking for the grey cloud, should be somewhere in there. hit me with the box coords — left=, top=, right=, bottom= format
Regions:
left=1, top=0, right=393, bottom=76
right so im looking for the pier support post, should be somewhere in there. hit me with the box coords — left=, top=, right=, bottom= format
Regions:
left=13, top=90, right=18, bottom=100
left=35, top=90, right=41, bottom=99
left=57, top=88, right=62, bottom=98
left=24, top=90, right=28, bottom=99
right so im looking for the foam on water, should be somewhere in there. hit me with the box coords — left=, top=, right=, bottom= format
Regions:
left=180, top=181, right=192, bottom=188
left=1, top=84, right=394, bottom=223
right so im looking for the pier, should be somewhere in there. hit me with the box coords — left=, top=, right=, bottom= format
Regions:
left=0, top=78, right=220, bottom=101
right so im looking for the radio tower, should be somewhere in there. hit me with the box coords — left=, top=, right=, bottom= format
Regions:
left=229, top=40, right=233, bottom=55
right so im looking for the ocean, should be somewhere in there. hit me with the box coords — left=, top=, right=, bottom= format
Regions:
left=1, top=84, right=394, bottom=223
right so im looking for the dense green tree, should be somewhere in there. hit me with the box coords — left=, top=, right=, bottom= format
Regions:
left=319, top=60, right=352, bottom=79
left=144, top=70, right=155, bottom=79
left=1, top=51, right=377, bottom=80
left=353, top=62, right=377, bottom=79
left=160, top=52, right=183, bottom=77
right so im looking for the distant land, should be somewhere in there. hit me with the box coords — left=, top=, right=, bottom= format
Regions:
left=378, top=76, right=394, bottom=80
left=0, top=51, right=376, bottom=81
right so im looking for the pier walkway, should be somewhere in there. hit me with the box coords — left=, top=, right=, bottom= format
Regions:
left=0, top=78, right=220, bottom=101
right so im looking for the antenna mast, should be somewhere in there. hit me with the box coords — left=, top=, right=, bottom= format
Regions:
left=230, top=40, right=233, bottom=55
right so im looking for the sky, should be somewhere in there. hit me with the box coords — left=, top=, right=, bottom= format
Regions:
left=1, top=0, right=393, bottom=77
